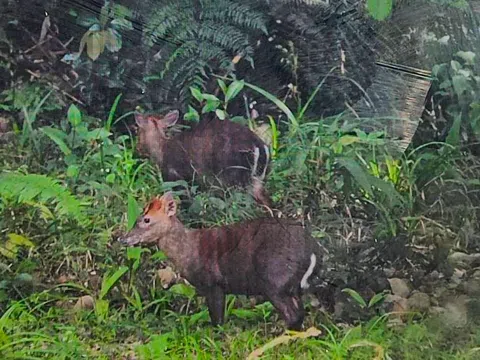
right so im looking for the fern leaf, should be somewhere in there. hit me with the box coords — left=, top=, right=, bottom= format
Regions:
left=0, top=172, right=88, bottom=225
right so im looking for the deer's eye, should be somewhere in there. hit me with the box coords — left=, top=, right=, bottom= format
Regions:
left=144, top=217, right=150, bottom=224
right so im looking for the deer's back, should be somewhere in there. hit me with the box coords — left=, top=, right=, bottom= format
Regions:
left=188, top=218, right=314, bottom=295
left=164, top=119, right=268, bottom=185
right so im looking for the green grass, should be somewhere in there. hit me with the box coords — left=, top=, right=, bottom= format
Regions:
left=1, top=295, right=479, bottom=359
left=2, top=81, right=480, bottom=359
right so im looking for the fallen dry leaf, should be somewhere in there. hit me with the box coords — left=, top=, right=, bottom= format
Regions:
left=247, top=326, right=321, bottom=360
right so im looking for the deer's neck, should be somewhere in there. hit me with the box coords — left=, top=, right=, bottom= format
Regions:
left=156, top=219, right=198, bottom=274
left=148, top=138, right=166, bottom=165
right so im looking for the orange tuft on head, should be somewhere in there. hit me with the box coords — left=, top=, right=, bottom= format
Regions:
left=143, top=196, right=163, bottom=215
left=142, top=192, right=177, bottom=217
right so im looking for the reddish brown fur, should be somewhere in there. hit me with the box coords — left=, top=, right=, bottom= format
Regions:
left=134, top=111, right=272, bottom=207
left=119, top=192, right=322, bottom=330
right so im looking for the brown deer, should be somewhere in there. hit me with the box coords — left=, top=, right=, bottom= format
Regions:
left=134, top=110, right=272, bottom=207
left=118, top=192, right=322, bottom=330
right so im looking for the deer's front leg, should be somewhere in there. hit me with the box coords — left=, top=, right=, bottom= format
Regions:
left=205, top=286, right=225, bottom=326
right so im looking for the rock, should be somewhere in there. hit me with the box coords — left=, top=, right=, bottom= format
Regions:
left=384, top=294, right=408, bottom=316
left=447, top=252, right=480, bottom=269
left=74, top=295, right=95, bottom=310
left=383, top=268, right=396, bottom=278
left=471, top=269, right=480, bottom=279
left=157, top=267, right=177, bottom=289
left=467, top=298, right=480, bottom=324
left=407, top=292, right=431, bottom=313
left=441, top=295, right=468, bottom=328
left=450, top=268, right=466, bottom=285
left=388, top=278, right=411, bottom=298
left=429, top=306, right=447, bottom=316
left=464, top=277, right=480, bottom=297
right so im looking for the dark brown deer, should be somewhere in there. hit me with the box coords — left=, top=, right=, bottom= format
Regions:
left=134, top=110, right=272, bottom=207
left=118, top=192, right=322, bottom=330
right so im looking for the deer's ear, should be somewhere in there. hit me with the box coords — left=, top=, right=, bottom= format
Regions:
left=144, top=196, right=162, bottom=214
left=161, top=110, right=180, bottom=127
left=161, top=192, right=177, bottom=217
left=134, top=112, right=150, bottom=128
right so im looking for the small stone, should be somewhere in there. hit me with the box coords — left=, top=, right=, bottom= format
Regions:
left=429, top=306, right=446, bottom=316
left=388, top=278, right=411, bottom=298
left=383, top=268, right=396, bottom=278
left=407, top=292, right=431, bottom=313
left=451, top=268, right=466, bottom=285
left=465, top=277, right=480, bottom=297
left=384, top=294, right=408, bottom=315
left=74, top=295, right=95, bottom=310
left=448, top=252, right=480, bottom=269
left=157, top=267, right=177, bottom=289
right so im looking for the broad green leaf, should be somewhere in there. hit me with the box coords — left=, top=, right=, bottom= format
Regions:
left=95, top=299, right=109, bottom=321
left=456, top=51, right=476, bottom=65
left=86, top=31, right=105, bottom=61
left=169, top=283, right=196, bottom=299
left=85, top=128, right=111, bottom=141
left=112, top=4, right=132, bottom=18
left=8, top=233, right=34, bottom=248
left=67, top=104, right=82, bottom=127
left=127, top=194, right=141, bottom=230
left=215, top=109, right=226, bottom=120
left=225, top=80, right=244, bottom=102
left=337, top=158, right=373, bottom=198
left=342, top=288, right=367, bottom=308
left=190, top=87, right=203, bottom=102
left=366, top=0, right=393, bottom=21
left=451, top=75, right=471, bottom=97
left=151, top=251, right=167, bottom=261
left=184, top=105, right=199, bottom=122
left=40, top=127, right=72, bottom=155
left=217, top=79, right=227, bottom=95
left=446, top=114, right=462, bottom=146
left=202, top=94, right=220, bottom=102
left=66, top=164, right=80, bottom=178
left=127, top=247, right=150, bottom=261
left=127, top=247, right=149, bottom=272
left=338, top=135, right=360, bottom=146
left=368, top=292, right=386, bottom=308
left=99, top=2, right=110, bottom=28
left=202, top=100, right=220, bottom=113
left=111, top=18, right=133, bottom=30
left=450, top=60, right=462, bottom=72
left=105, top=173, right=115, bottom=183
left=99, top=266, right=129, bottom=300
left=104, top=28, right=122, bottom=53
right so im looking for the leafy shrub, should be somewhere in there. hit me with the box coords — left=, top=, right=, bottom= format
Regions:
left=142, top=0, right=267, bottom=105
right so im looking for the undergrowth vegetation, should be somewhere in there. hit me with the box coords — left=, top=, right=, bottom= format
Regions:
left=1, top=74, right=480, bottom=358
left=2, top=1, right=480, bottom=354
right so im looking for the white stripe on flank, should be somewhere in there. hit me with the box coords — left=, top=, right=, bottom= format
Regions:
left=251, top=146, right=260, bottom=178
left=300, top=253, right=316, bottom=290
left=259, top=145, right=269, bottom=181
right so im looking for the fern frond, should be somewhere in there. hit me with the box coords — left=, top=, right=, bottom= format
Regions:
left=200, top=0, right=268, bottom=34
left=198, top=21, right=252, bottom=55
left=143, top=1, right=195, bottom=46
left=143, top=0, right=267, bottom=107
left=0, top=172, right=88, bottom=225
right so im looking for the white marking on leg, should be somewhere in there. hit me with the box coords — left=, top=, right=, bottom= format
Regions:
left=251, top=146, right=260, bottom=178
left=300, top=253, right=316, bottom=290
left=259, top=145, right=269, bottom=181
